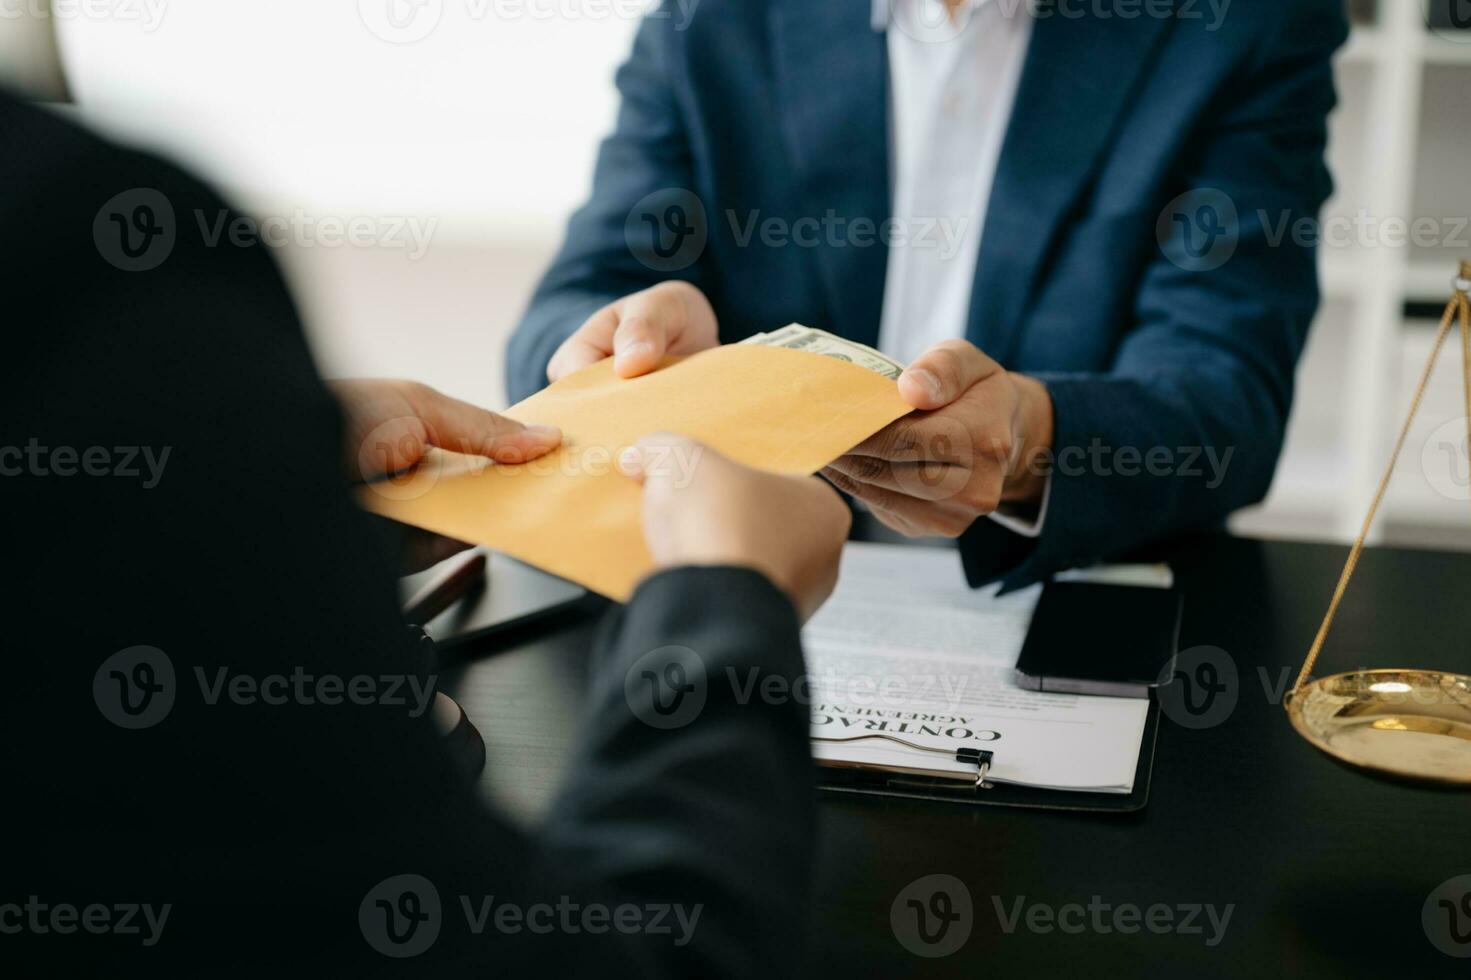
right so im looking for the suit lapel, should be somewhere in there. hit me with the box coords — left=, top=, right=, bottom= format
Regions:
left=768, top=0, right=891, bottom=350
left=968, top=4, right=1176, bottom=363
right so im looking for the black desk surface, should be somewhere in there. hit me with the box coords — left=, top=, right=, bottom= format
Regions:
left=443, top=535, right=1471, bottom=977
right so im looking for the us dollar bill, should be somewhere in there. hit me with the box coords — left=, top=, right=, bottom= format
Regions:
left=740, top=324, right=904, bottom=380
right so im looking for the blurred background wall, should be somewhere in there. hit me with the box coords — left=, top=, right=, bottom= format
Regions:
left=49, top=0, right=644, bottom=407
left=21, top=0, right=1471, bottom=550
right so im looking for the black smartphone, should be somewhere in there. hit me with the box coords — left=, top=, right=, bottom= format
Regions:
left=1013, top=582, right=1183, bottom=698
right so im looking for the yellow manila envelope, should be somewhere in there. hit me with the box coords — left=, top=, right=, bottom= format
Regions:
left=360, top=343, right=913, bottom=600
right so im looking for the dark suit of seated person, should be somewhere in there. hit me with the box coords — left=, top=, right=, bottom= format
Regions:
left=506, top=0, right=1347, bottom=590
left=0, top=90, right=850, bottom=977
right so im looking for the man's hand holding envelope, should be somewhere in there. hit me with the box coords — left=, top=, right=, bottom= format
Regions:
left=543, top=283, right=1057, bottom=531
left=361, top=280, right=1054, bottom=601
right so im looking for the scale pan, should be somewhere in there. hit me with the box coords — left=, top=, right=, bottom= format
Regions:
left=1286, top=669, right=1471, bottom=787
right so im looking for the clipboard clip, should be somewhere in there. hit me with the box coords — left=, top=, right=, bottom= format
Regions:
left=955, top=748, right=994, bottom=790
left=812, top=733, right=997, bottom=792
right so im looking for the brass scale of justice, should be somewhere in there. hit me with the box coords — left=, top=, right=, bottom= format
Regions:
left=1283, top=259, right=1471, bottom=786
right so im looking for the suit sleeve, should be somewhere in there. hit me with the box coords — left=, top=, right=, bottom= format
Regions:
left=539, top=567, right=815, bottom=980
left=1, top=94, right=813, bottom=978
left=962, top=5, right=1348, bottom=591
left=505, top=4, right=706, bottom=403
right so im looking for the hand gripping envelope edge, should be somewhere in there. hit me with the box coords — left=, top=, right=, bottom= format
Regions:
left=358, top=345, right=913, bottom=600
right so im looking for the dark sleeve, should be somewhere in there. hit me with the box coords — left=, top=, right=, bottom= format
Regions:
left=504, top=4, right=706, bottom=403
left=0, top=93, right=811, bottom=978
left=962, top=4, right=1348, bottom=590
left=544, top=567, right=815, bottom=980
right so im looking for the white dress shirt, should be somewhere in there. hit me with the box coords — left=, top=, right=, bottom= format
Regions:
left=874, top=0, right=1047, bottom=536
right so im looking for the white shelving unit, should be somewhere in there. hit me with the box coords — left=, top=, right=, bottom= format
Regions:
left=1231, top=1, right=1471, bottom=550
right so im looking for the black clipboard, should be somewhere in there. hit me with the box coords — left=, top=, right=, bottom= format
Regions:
left=815, top=689, right=1162, bottom=813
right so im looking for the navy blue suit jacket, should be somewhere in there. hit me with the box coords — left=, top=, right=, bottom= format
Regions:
left=507, top=0, right=1347, bottom=590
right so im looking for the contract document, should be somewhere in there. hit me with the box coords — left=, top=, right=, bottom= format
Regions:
left=804, top=543, right=1153, bottom=793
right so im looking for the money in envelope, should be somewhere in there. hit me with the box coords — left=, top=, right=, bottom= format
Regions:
left=360, top=326, right=912, bottom=599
